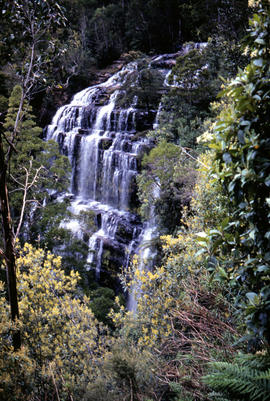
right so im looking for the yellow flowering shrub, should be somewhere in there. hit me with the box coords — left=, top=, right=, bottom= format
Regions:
left=0, top=243, right=113, bottom=400
left=111, top=261, right=176, bottom=348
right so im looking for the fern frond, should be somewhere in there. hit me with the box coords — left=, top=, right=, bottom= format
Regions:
left=203, top=353, right=270, bottom=401
left=235, top=353, right=270, bottom=370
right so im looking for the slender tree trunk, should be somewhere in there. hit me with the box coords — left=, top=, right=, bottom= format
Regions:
left=0, top=24, right=37, bottom=353
left=0, top=73, right=26, bottom=352
left=0, top=136, right=21, bottom=351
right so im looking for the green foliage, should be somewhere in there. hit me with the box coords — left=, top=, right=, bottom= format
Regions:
left=0, top=0, right=252, bottom=98
left=0, top=72, right=8, bottom=112
left=4, top=85, right=43, bottom=154
left=89, top=286, right=120, bottom=327
left=39, top=139, right=71, bottom=192
left=157, top=38, right=247, bottom=147
left=204, top=352, right=270, bottom=401
left=124, top=0, right=181, bottom=52
left=4, top=85, right=42, bottom=213
left=204, top=3, right=270, bottom=344
left=29, top=201, right=70, bottom=245
left=157, top=44, right=215, bottom=147
left=179, top=0, right=248, bottom=42
left=3, top=85, right=70, bottom=235
left=0, top=245, right=160, bottom=401
left=82, top=342, right=156, bottom=401
left=169, top=47, right=212, bottom=101
left=138, top=140, right=197, bottom=233
left=90, top=4, right=125, bottom=66
left=141, top=140, right=180, bottom=189
left=153, top=89, right=209, bottom=148
left=59, top=29, right=95, bottom=80
left=103, top=344, right=156, bottom=401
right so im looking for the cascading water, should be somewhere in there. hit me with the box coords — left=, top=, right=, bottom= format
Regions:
left=46, top=61, right=165, bottom=288
left=46, top=43, right=206, bottom=293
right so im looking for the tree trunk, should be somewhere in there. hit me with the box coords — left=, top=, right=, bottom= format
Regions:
left=0, top=136, right=21, bottom=351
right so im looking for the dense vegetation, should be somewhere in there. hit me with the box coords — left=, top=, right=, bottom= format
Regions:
left=1, top=0, right=270, bottom=400
left=0, top=0, right=249, bottom=124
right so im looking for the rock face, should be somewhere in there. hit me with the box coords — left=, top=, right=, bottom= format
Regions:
left=46, top=60, right=169, bottom=288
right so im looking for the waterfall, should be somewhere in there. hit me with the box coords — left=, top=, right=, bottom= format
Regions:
left=46, top=45, right=205, bottom=292
left=46, top=60, right=165, bottom=288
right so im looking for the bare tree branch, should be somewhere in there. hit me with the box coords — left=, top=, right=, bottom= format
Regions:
left=180, top=147, right=208, bottom=168
left=15, top=160, right=44, bottom=239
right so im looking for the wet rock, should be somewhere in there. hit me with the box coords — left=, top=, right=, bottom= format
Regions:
left=99, top=138, right=113, bottom=150
left=78, top=129, right=89, bottom=135
left=135, top=110, right=156, bottom=132
left=115, top=220, right=135, bottom=245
